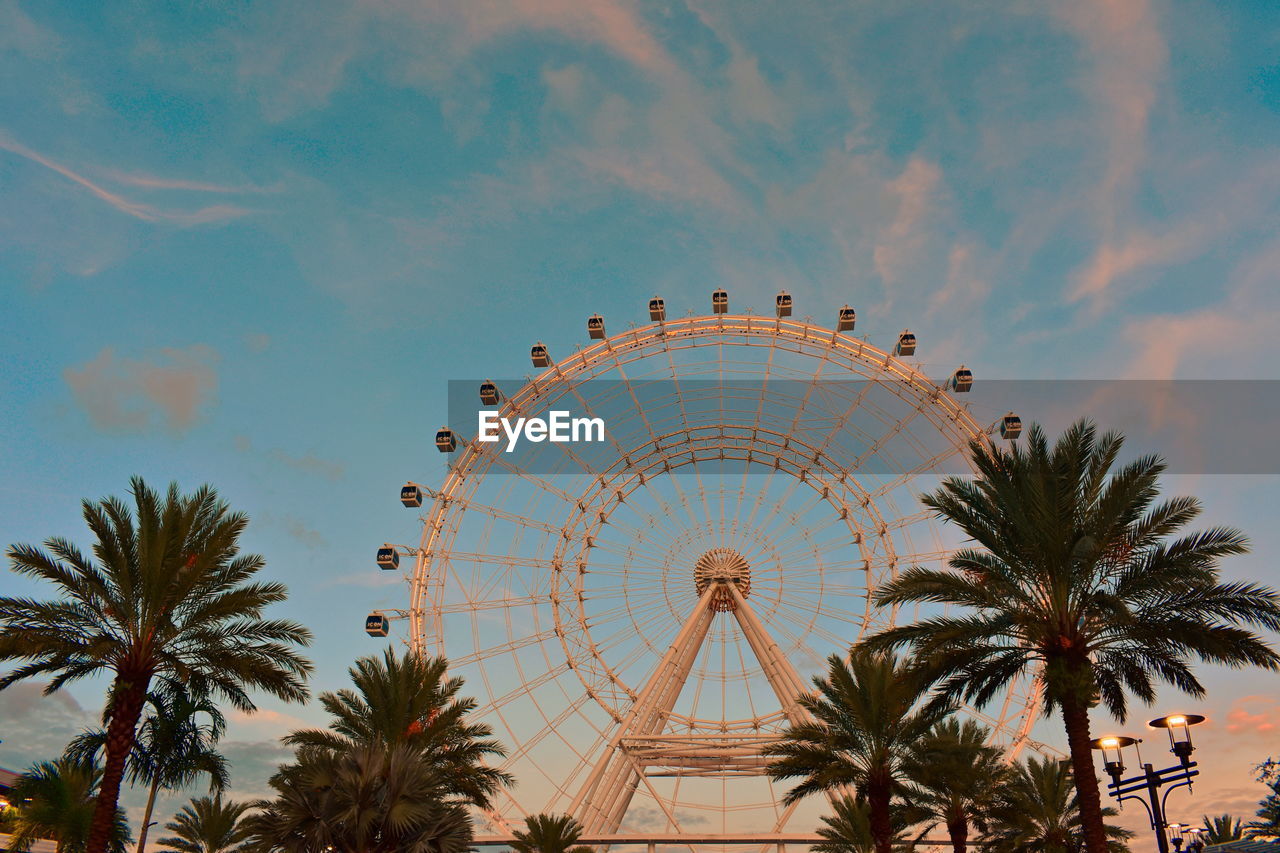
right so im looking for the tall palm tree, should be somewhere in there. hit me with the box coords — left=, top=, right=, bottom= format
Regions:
left=0, top=477, right=314, bottom=853
left=864, top=421, right=1280, bottom=853
left=982, top=756, right=1129, bottom=853
left=509, top=813, right=593, bottom=853
left=764, top=649, right=951, bottom=853
left=900, top=718, right=1008, bottom=853
left=1199, top=814, right=1244, bottom=843
left=245, top=743, right=473, bottom=853
left=284, top=648, right=511, bottom=807
left=155, top=794, right=253, bottom=853
left=5, top=758, right=130, bottom=853
left=813, top=796, right=912, bottom=853
left=66, top=683, right=230, bottom=853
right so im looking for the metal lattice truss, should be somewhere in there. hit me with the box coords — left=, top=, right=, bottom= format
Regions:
left=393, top=308, right=1052, bottom=841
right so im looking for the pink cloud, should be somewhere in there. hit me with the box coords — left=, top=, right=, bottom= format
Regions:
left=1054, top=0, right=1166, bottom=230
left=63, top=345, right=220, bottom=433
left=572, top=146, right=739, bottom=211
left=450, top=0, right=677, bottom=78
left=1119, top=233, right=1280, bottom=379
left=873, top=157, right=942, bottom=284
left=1225, top=696, right=1280, bottom=735
left=0, top=130, right=255, bottom=225
left=98, top=169, right=281, bottom=195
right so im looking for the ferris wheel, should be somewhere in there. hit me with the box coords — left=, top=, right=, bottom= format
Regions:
left=371, top=290, right=1044, bottom=841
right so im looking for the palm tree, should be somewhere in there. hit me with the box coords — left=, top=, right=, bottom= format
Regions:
left=864, top=420, right=1280, bottom=853
left=155, top=794, right=252, bottom=853
left=813, top=797, right=912, bottom=853
left=245, top=743, right=473, bottom=853
left=764, top=649, right=951, bottom=853
left=0, top=477, right=314, bottom=853
left=1199, top=814, right=1244, bottom=843
left=1246, top=782, right=1280, bottom=839
left=982, top=756, right=1130, bottom=853
left=284, top=648, right=511, bottom=807
left=900, top=719, right=1008, bottom=853
left=510, top=813, right=593, bottom=853
left=6, top=758, right=130, bottom=853
left=66, top=683, right=230, bottom=853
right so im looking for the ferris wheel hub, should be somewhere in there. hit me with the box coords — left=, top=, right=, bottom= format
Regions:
left=694, top=547, right=752, bottom=612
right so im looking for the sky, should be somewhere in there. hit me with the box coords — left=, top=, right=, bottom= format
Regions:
left=2, top=0, right=1280, bottom=844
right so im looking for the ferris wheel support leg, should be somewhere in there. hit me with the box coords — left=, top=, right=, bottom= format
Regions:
left=570, top=585, right=720, bottom=834
left=726, top=583, right=856, bottom=808
left=724, top=584, right=811, bottom=726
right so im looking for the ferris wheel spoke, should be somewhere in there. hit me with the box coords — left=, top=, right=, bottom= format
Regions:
left=862, top=441, right=971, bottom=499
left=493, top=690, right=599, bottom=774
left=453, top=627, right=560, bottom=667
left=438, top=594, right=549, bottom=614
left=472, top=659, right=577, bottom=719
left=652, top=342, right=724, bottom=532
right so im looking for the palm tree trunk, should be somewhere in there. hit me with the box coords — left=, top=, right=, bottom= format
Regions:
left=1060, top=694, right=1109, bottom=853
left=87, top=678, right=148, bottom=853
left=135, top=776, right=162, bottom=853
left=946, top=812, right=967, bottom=853
left=868, top=781, right=893, bottom=853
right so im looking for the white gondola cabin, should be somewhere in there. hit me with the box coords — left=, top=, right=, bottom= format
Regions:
left=400, top=484, right=423, bottom=507
left=479, top=381, right=499, bottom=406
left=365, top=612, right=390, bottom=637
left=776, top=291, right=793, bottom=317
left=949, top=366, right=973, bottom=393
left=587, top=314, right=606, bottom=339
left=837, top=305, right=856, bottom=331
left=531, top=342, right=551, bottom=367
left=1000, top=413, right=1023, bottom=440
left=435, top=427, right=457, bottom=453
left=895, top=330, right=917, bottom=357
left=376, top=546, right=399, bottom=570
left=712, top=289, right=728, bottom=314
left=649, top=297, right=666, bottom=321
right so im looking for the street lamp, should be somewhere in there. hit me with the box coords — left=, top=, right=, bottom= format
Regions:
left=1090, top=712, right=1206, bottom=853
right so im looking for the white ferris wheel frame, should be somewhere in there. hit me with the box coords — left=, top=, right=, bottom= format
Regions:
left=389, top=309, right=1050, bottom=845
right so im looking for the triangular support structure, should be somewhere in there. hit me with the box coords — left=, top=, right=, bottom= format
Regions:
left=568, top=578, right=818, bottom=835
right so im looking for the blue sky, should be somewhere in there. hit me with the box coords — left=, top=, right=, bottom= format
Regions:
left=3, top=0, right=1280, bottom=839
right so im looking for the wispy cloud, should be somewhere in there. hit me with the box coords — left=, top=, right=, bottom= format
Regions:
left=0, top=130, right=256, bottom=225
left=97, top=169, right=281, bottom=195
left=63, top=345, right=220, bottom=433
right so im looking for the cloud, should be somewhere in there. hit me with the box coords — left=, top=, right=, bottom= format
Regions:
left=260, top=512, right=328, bottom=548
left=63, top=345, right=220, bottom=433
left=0, top=682, right=98, bottom=770
left=0, top=0, right=61, bottom=59
left=1226, top=696, right=1279, bottom=735
left=244, top=332, right=271, bottom=354
left=1118, top=233, right=1280, bottom=379
left=267, top=448, right=345, bottom=481
left=873, top=156, right=943, bottom=286
left=449, top=0, right=677, bottom=79
left=0, top=131, right=255, bottom=226
left=97, top=169, right=281, bottom=195
left=1054, top=0, right=1166, bottom=233
left=231, top=435, right=346, bottom=481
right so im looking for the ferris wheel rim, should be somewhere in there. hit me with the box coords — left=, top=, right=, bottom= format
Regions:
left=395, top=304, right=1041, bottom=835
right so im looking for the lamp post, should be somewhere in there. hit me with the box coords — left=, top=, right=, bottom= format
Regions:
left=1090, top=713, right=1206, bottom=853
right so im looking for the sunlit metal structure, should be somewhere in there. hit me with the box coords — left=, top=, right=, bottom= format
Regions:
left=382, top=294, right=1049, bottom=847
